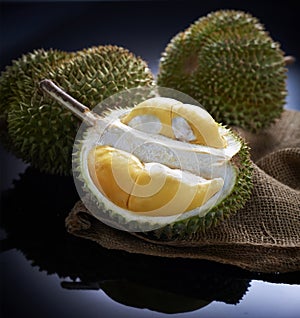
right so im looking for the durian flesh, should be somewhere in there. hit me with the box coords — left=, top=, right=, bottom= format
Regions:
left=75, top=97, right=252, bottom=235
left=88, top=145, right=224, bottom=216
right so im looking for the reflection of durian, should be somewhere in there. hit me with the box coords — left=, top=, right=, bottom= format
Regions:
left=41, top=81, right=253, bottom=237
left=1, top=46, right=154, bottom=175
left=0, top=49, right=71, bottom=150
left=1, top=167, right=79, bottom=241
left=157, top=10, right=287, bottom=132
left=1, top=167, right=297, bottom=315
left=1, top=167, right=249, bottom=313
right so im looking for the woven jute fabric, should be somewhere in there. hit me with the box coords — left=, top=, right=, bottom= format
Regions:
left=66, top=110, right=300, bottom=273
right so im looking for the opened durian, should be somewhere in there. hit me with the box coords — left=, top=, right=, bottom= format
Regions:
left=2, top=46, right=154, bottom=175
left=157, top=10, right=287, bottom=132
left=41, top=80, right=252, bottom=237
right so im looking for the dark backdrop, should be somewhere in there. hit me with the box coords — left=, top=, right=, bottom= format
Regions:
left=1, top=0, right=300, bottom=187
left=1, top=1, right=300, bottom=75
left=0, top=3, right=300, bottom=318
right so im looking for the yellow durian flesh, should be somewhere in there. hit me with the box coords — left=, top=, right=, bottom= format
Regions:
left=121, top=97, right=227, bottom=149
left=88, top=145, right=224, bottom=216
left=121, top=97, right=179, bottom=138
left=88, top=146, right=141, bottom=209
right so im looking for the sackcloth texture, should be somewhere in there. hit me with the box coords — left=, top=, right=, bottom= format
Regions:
left=66, top=110, right=300, bottom=273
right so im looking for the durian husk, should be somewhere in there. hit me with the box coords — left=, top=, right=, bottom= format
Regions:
left=157, top=10, right=287, bottom=132
left=0, top=49, right=71, bottom=150
left=5, top=46, right=154, bottom=175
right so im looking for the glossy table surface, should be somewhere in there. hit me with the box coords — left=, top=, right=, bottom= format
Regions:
left=1, top=2, right=300, bottom=317
left=0, top=161, right=299, bottom=318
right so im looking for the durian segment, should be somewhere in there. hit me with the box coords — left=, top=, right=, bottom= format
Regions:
left=87, top=145, right=224, bottom=216
left=121, top=97, right=226, bottom=148
left=130, top=163, right=224, bottom=216
left=89, top=115, right=241, bottom=179
left=88, top=146, right=141, bottom=209
left=121, top=97, right=180, bottom=138
left=172, top=103, right=226, bottom=148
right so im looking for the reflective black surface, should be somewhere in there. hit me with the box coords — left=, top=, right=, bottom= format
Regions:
left=1, top=1, right=300, bottom=318
left=1, top=165, right=300, bottom=317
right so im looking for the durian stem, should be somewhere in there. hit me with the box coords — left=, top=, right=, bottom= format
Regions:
left=39, top=79, right=98, bottom=126
left=284, top=56, right=295, bottom=66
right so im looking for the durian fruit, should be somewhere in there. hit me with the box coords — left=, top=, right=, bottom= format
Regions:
left=41, top=80, right=252, bottom=237
left=0, top=49, right=71, bottom=149
left=4, top=46, right=154, bottom=175
left=157, top=10, right=287, bottom=132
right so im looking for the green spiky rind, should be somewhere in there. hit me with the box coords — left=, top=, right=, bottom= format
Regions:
left=0, top=49, right=71, bottom=150
left=7, top=46, right=155, bottom=175
left=51, top=46, right=155, bottom=112
left=8, top=97, right=78, bottom=175
left=157, top=10, right=287, bottom=132
left=76, top=125, right=252, bottom=237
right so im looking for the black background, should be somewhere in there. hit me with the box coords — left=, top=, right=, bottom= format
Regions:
left=1, top=1, right=300, bottom=74
left=1, top=1, right=300, bottom=318
left=1, top=0, right=300, bottom=187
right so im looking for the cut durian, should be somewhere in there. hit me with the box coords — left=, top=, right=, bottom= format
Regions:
left=40, top=80, right=253, bottom=237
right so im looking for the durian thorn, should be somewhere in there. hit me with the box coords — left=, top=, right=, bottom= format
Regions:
left=284, top=56, right=295, bottom=66
left=39, top=79, right=98, bottom=126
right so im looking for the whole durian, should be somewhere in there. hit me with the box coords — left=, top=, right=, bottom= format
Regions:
left=3, top=46, right=154, bottom=175
left=0, top=49, right=71, bottom=149
left=157, top=10, right=287, bottom=132
left=41, top=80, right=253, bottom=237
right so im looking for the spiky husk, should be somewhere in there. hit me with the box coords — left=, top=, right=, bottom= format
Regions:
left=52, top=46, right=155, bottom=112
left=6, top=46, right=155, bottom=175
left=0, top=49, right=71, bottom=150
left=157, top=10, right=287, bottom=132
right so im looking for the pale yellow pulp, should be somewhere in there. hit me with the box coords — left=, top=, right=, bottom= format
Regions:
left=88, top=146, right=223, bottom=216
left=121, top=97, right=227, bottom=148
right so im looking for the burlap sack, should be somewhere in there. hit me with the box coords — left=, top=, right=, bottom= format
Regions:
left=66, top=110, right=300, bottom=273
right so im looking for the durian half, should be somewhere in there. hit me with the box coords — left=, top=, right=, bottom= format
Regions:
left=41, top=80, right=252, bottom=238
